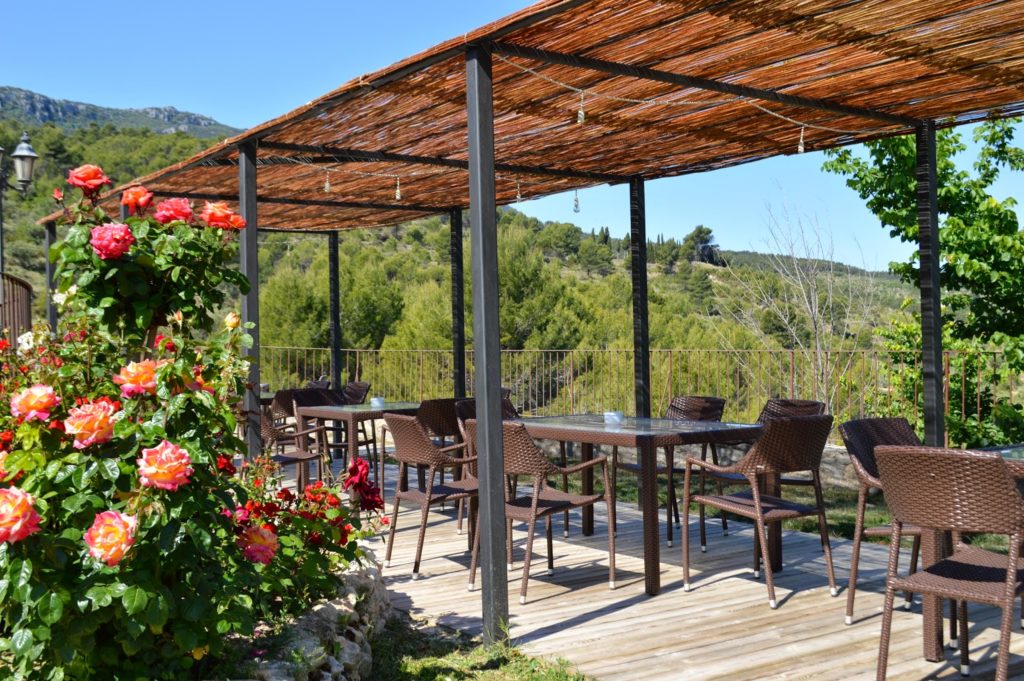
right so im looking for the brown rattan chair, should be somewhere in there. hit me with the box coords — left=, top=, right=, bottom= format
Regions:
left=259, top=389, right=327, bottom=489
left=453, top=397, right=520, bottom=535
left=466, top=419, right=616, bottom=604
left=682, top=414, right=838, bottom=609
left=382, top=413, right=477, bottom=579
left=839, top=417, right=924, bottom=626
left=611, top=395, right=726, bottom=546
left=875, top=446, right=1024, bottom=680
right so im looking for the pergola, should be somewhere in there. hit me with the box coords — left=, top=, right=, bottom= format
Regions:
left=41, top=0, right=1024, bottom=644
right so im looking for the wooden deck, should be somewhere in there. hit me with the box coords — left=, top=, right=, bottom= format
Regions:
left=373, top=481, right=1024, bottom=680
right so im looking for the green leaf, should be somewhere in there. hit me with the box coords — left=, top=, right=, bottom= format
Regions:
left=14, top=558, right=32, bottom=588
left=121, top=586, right=149, bottom=616
left=10, top=629, right=33, bottom=656
left=37, top=592, right=64, bottom=625
left=181, top=597, right=206, bottom=622
left=84, top=585, right=112, bottom=609
left=97, top=458, right=120, bottom=482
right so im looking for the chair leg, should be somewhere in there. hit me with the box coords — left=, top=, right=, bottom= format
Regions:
left=708, top=443, right=728, bottom=535
left=507, top=518, right=514, bottom=570
left=754, top=513, right=778, bottom=608
left=698, top=498, right=707, bottom=552
left=456, top=498, right=465, bottom=535
left=520, top=515, right=538, bottom=605
left=682, top=466, right=692, bottom=592
left=812, top=475, right=838, bottom=597
left=877, top=580, right=898, bottom=680
left=546, top=515, right=554, bottom=574
left=384, top=493, right=401, bottom=568
left=959, top=600, right=971, bottom=677
left=906, top=535, right=921, bottom=609
left=412, top=501, right=431, bottom=579
left=846, top=486, right=867, bottom=624
left=610, top=447, right=619, bottom=537
left=468, top=506, right=481, bottom=591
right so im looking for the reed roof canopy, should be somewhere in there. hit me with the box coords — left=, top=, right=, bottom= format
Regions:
left=44, top=0, right=1024, bottom=228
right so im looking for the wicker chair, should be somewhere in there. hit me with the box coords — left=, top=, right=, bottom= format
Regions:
left=453, top=397, right=520, bottom=536
left=381, top=413, right=477, bottom=578
left=611, top=395, right=726, bottom=546
left=875, top=446, right=1024, bottom=681
left=259, top=389, right=327, bottom=489
left=838, top=417, right=924, bottom=626
left=466, top=419, right=616, bottom=604
left=682, top=414, right=838, bottom=609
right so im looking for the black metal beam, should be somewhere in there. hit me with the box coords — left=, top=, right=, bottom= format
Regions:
left=148, top=190, right=447, bottom=215
left=255, top=142, right=630, bottom=184
left=916, top=121, right=944, bottom=447
left=629, top=177, right=651, bottom=419
left=239, top=142, right=262, bottom=461
left=450, top=210, right=467, bottom=399
left=466, top=44, right=509, bottom=643
left=44, top=221, right=57, bottom=331
left=328, top=231, right=342, bottom=390
left=490, top=41, right=920, bottom=128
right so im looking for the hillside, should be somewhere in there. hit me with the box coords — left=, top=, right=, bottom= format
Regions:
left=0, top=87, right=241, bottom=139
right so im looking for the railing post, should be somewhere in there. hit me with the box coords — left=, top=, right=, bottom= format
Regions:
left=466, top=43, right=508, bottom=643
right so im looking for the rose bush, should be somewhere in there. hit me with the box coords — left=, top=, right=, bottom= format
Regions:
left=0, top=165, right=376, bottom=680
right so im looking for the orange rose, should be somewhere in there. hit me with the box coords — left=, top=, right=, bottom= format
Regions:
left=120, top=186, right=154, bottom=216
left=113, top=360, right=158, bottom=398
left=199, top=201, right=245, bottom=229
left=137, top=440, right=193, bottom=491
left=64, top=397, right=118, bottom=449
left=224, top=312, right=241, bottom=329
left=10, top=384, right=60, bottom=421
left=0, top=487, right=41, bottom=543
left=84, top=510, right=136, bottom=566
left=67, top=164, right=112, bottom=196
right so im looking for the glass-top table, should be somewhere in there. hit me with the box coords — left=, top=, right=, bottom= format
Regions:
left=519, top=414, right=762, bottom=596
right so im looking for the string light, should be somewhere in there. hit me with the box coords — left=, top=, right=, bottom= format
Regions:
left=573, top=189, right=580, bottom=213
left=577, top=92, right=585, bottom=124
left=323, top=171, right=331, bottom=193
left=516, top=181, right=522, bottom=202
left=394, top=177, right=401, bottom=201
left=798, top=126, right=805, bottom=154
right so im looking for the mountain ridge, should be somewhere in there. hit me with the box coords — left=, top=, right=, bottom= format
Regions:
left=0, top=86, right=242, bottom=139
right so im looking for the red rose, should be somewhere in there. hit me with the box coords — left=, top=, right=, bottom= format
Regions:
left=0, top=340, right=9, bottom=351
left=90, top=223, right=135, bottom=260
left=153, top=197, right=193, bottom=224
left=52, top=188, right=63, bottom=202
left=199, top=201, right=245, bottom=229
left=153, top=334, right=177, bottom=353
left=215, top=454, right=237, bottom=476
left=120, top=186, right=153, bottom=216
left=67, top=165, right=112, bottom=197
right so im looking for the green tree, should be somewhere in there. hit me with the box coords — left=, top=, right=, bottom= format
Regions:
left=823, top=120, right=1024, bottom=363
left=576, top=238, right=614, bottom=277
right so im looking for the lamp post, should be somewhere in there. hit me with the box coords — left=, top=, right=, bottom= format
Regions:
left=0, top=132, right=41, bottom=274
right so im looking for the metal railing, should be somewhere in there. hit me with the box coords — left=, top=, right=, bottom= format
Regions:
left=1, top=273, right=32, bottom=338
left=260, top=345, right=1024, bottom=430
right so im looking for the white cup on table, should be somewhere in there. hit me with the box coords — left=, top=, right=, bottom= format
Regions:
left=370, top=396, right=385, bottom=408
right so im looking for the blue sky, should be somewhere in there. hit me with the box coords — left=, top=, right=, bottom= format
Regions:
left=7, top=1, right=1019, bottom=270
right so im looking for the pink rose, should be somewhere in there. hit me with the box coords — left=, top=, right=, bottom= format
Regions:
left=0, top=487, right=42, bottom=543
left=137, top=440, right=193, bottom=491
left=84, top=510, right=136, bottom=566
left=64, top=397, right=118, bottom=449
left=153, top=197, right=193, bottom=224
left=10, top=384, right=60, bottom=421
left=67, top=164, right=112, bottom=197
left=238, top=524, right=278, bottom=564
left=90, top=224, right=135, bottom=260
left=112, top=360, right=158, bottom=398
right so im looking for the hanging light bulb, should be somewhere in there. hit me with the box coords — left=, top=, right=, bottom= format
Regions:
left=797, top=126, right=806, bottom=154
left=573, top=189, right=580, bottom=213
left=394, top=177, right=402, bottom=201
left=577, top=91, right=585, bottom=125
left=323, top=172, right=331, bottom=193
left=516, top=181, right=522, bottom=203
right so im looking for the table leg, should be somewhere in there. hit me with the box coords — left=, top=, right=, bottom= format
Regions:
left=639, top=438, right=660, bottom=596
left=920, top=528, right=944, bottom=661
left=581, top=442, right=594, bottom=536
left=348, top=415, right=360, bottom=468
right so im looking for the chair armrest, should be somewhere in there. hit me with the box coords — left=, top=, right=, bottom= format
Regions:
left=439, top=441, right=468, bottom=455
left=442, top=454, right=478, bottom=467
left=684, top=456, right=737, bottom=475
left=560, top=455, right=608, bottom=475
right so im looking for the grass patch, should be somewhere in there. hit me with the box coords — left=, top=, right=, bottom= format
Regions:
left=370, top=613, right=588, bottom=680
